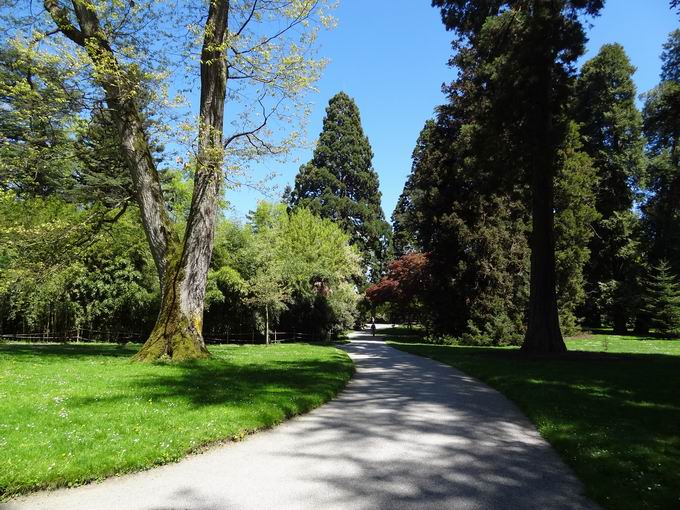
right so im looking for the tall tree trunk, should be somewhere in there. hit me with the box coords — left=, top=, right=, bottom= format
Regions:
left=45, top=0, right=230, bottom=361
left=135, top=0, right=229, bottom=361
left=522, top=1, right=566, bottom=354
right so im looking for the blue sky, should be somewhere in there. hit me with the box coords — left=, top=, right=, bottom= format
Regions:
left=225, top=0, right=678, bottom=222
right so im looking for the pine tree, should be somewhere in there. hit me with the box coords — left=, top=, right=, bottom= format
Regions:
left=644, top=260, right=680, bottom=338
left=391, top=119, right=439, bottom=258
left=288, top=92, right=391, bottom=280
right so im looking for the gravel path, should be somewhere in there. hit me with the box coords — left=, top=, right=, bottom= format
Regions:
left=3, top=330, right=597, bottom=510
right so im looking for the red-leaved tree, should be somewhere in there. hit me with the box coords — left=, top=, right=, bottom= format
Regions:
left=365, top=252, right=430, bottom=324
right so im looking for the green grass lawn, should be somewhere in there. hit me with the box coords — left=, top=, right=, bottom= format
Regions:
left=389, top=334, right=680, bottom=510
left=0, top=342, right=353, bottom=499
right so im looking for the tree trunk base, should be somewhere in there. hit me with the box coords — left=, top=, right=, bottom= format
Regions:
left=133, top=309, right=210, bottom=362
left=521, top=324, right=567, bottom=355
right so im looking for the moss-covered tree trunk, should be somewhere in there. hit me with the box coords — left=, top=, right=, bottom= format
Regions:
left=133, top=250, right=210, bottom=361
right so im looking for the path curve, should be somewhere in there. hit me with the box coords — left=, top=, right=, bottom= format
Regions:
left=4, top=330, right=597, bottom=510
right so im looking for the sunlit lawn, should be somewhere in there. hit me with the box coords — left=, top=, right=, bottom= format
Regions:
left=389, top=333, right=680, bottom=510
left=0, top=342, right=353, bottom=499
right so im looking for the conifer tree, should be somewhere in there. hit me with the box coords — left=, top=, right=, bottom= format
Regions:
left=289, top=92, right=391, bottom=280
left=554, top=123, right=600, bottom=335
left=433, top=0, right=604, bottom=353
left=644, top=259, right=680, bottom=338
left=642, top=30, right=680, bottom=275
left=575, top=43, right=645, bottom=332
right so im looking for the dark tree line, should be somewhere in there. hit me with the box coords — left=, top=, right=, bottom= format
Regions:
left=383, top=2, right=680, bottom=346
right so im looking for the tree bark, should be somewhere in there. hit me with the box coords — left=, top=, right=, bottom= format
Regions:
left=45, top=0, right=231, bottom=361
left=521, top=1, right=567, bottom=355
left=135, top=0, right=229, bottom=361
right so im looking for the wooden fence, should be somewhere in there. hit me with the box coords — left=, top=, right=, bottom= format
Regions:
left=0, top=329, right=321, bottom=345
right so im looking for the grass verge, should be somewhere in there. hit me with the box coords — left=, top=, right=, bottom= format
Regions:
left=377, top=325, right=425, bottom=338
left=0, top=342, right=353, bottom=499
left=389, top=335, right=680, bottom=510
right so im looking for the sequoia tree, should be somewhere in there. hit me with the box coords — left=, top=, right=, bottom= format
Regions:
left=29, top=0, right=332, bottom=360
left=288, top=92, right=391, bottom=281
left=433, top=0, right=604, bottom=353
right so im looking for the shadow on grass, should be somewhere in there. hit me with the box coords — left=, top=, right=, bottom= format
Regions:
left=390, top=341, right=680, bottom=510
left=42, top=347, right=354, bottom=423
left=0, top=342, right=138, bottom=359
left=137, top=355, right=351, bottom=410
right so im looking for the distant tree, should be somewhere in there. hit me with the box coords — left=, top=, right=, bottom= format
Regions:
left=206, top=203, right=361, bottom=341
left=391, top=120, right=439, bottom=258
left=393, top=107, right=531, bottom=345
left=365, top=252, right=430, bottom=325
left=288, top=92, right=391, bottom=281
left=241, top=204, right=291, bottom=344
left=391, top=181, right=418, bottom=258
left=643, top=260, right=680, bottom=338
left=574, top=43, right=646, bottom=332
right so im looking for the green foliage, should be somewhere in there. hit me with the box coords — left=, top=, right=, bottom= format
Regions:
left=393, top=112, right=532, bottom=344
left=288, top=92, right=391, bottom=280
left=575, top=43, right=646, bottom=331
left=431, top=0, right=606, bottom=352
left=643, top=259, right=680, bottom=338
left=554, top=123, right=600, bottom=334
left=205, top=203, right=361, bottom=340
left=0, top=342, right=353, bottom=498
left=0, top=41, right=132, bottom=205
left=0, top=192, right=159, bottom=337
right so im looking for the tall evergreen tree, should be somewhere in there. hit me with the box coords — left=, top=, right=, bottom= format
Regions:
left=575, top=43, right=645, bottom=332
left=642, top=30, right=680, bottom=274
left=433, top=0, right=604, bottom=353
left=391, top=119, right=439, bottom=258
left=288, top=92, right=391, bottom=280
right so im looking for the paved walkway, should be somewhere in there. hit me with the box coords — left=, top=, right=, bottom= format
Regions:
left=4, top=330, right=597, bottom=510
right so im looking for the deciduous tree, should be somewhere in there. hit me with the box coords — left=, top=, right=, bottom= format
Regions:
left=22, top=0, right=333, bottom=360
